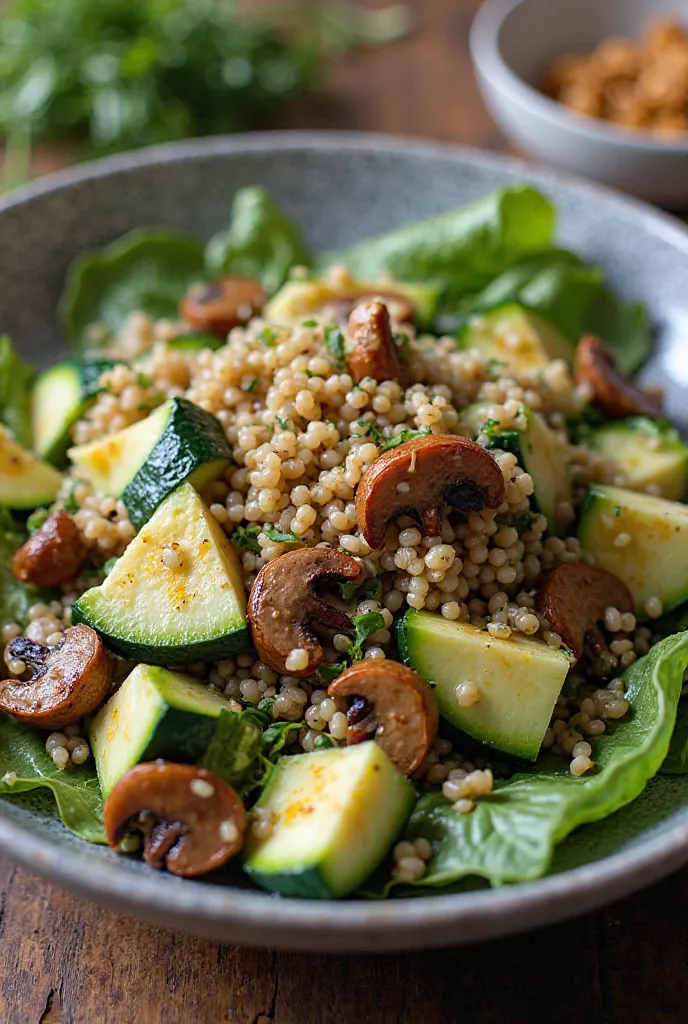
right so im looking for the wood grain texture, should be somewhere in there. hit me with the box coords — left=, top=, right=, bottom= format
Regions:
left=1, top=0, right=688, bottom=1021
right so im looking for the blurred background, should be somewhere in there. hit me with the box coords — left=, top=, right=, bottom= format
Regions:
left=0, top=0, right=490, bottom=188
left=0, top=0, right=687, bottom=203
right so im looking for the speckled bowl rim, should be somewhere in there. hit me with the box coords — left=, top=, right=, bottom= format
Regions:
left=471, top=0, right=688, bottom=153
left=2, top=132, right=688, bottom=951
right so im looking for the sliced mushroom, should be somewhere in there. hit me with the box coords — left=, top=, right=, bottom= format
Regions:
left=11, top=511, right=87, bottom=588
left=347, top=300, right=401, bottom=383
left=248, top=547, right=361, bottom=676
left=325, top=292, right=415, bottom=329
left=328, top=660, right=438, bottom=776
left=0, top=625, right=113, bottom=729
left=574, top=335, right=662, bottom=419
left=536, top=562, right=634, bottom=660
left=104, top=763, right=246, bottom=877
left=180, top=276, right=267, bottom=338
left=356, top=434, right=506, bottom=549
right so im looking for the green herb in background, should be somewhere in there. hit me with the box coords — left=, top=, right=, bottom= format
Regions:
left=231, top=524, right=262, bottom=554
left=0, top=336, right=34, bottom=447
left=0, top=0, right=411, bottom=189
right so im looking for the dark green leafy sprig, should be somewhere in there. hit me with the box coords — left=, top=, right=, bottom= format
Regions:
left=324, top=325, right=347, bottom=368
left=381, top=427, right=431, bottom=451
left=231, top=524, right=262, bottom=554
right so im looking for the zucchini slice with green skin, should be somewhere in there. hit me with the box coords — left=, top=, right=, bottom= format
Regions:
left=264, top=276, right=442, bottom=331
left=462, top=402, right=572, bottom=534
left=0, top=426, right=62, bottom=510
left=243, top=743, right=415, bottom=899
left=578, top=483, right=688, bottom=618
left=397, top=610, right=571, bottom=761
left=32, top=360, right=115, bottom=466
left=457, top=303, right=574, bottom=374
left=68, top=397, right=232, bottom=528
left=586, top=417, right=688, bottom=501
left=73, top=482, right=249, bottom=663
left=89, top=664, right=235, bottom=796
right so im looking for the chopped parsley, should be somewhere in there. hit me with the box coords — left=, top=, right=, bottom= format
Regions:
left=317, top=661, right=347, bottom=684
left=301, top=319, right=318, bottom=328
left=243, top=378, right=260, bottom=393
left=263, top=527, right=300, bottom=547
left=324, top=325, right=347, bottom=368
left=26, top=508, right=50, bottom=534
left=349, top=610, right=386, bottom=661
left=515, top=510, right=534, bottom=532
left=395, top=332, right=411, bottom=364
left=352, top=419, right=383, bottom=446
left=231, top=524, right=262, bottom=554
left=339, top=576, right=383, bottom=603
left=313, top=733, right=338, bottom=749
left=276, top=415, right=290, bottom=430
left=260, top=327, right=278, bottom=347
left=381, top=427, right=431, bottom=451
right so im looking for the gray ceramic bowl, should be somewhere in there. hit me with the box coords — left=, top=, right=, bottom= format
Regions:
left=2, top=132, right=688, bottom=951
left=470, top=0, right=688, bottom=206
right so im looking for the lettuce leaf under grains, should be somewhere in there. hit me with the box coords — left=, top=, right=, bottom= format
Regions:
left=391, top=632, right=688, bottom=891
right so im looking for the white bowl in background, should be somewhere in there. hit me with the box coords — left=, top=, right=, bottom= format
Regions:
left=470, top=0, right=688, bottom=206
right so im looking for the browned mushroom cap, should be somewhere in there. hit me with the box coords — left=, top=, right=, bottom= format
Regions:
left=356, top=434, right=506, bottom=550
left=325, top=292, right=415, bottom=329
left=574, top=335, right=662, bottom=419
left=248, top=547, right=361, bottom=676
left=0, top=625, right=113, bottom=729
left=536, top=562, right=634, bottom=660
left=104, top=763, right=246, bottom=878
left=11, top=511, right=87, bottom=588
left=179, top=277, right=267, bottom=338
left=347, top=300, right=401, bottom=383
left=328, top=660, right=439, bottom=776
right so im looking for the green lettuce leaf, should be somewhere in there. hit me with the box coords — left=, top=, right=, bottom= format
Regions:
left=205, top=186, right=312, bottom=295
left=200, top=707, right=265, bottom=796
left=455, top=255, right=650, bottom=374
left=201, top=706, right=302, bottom=801
left=0, top=336, right=34, bottom=447
left=319, top=185, right=556, bottom=305
left=59, top=228, right=205, bottom=353
left=662, top=699, right=688, bottom=774
left=0, top=509, right=52, bottom=626
left=394, top=632, right=688, bottom=889
left=0, top=715, right=106, bottom=844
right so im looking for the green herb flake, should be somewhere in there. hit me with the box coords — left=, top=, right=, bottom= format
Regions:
left=260, top=327, right=278, bottom=347
left=381, top=427, right=431, bottom=451
left=324, top=325, right=347, bottom=369
left=353, top=419, right=383, bottom=446
left=244, top=378, right=260, bottom=393
left=275, top=415, right=290, bottom=431
left=301, top=319, right=318, bottom=328
left=318, top=661, right=348, bottom=684
left=26, top=508, right=50, bottom=534
left=231, top=525, right=262, bottom=554
left=263, top=527, right=300, bottom=547
left=349, top=610, right=386, bottom=661
left=314, top=733, right=338, bottom=750
left=340, top=576, right=383, bottom=603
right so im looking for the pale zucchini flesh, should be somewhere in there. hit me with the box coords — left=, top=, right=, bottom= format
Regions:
left=578, top=483, right=688, bottom=617
left=73, top=482, right=249, bottom=663
left=89, top=663, right=233, bottom=796
left=398, top=610, right=571, bottom=760
left=457, top=303, right=574, bottom=374
left=587, top=418, right=688, bottom=501
left=68, top=397, right=232, bottom=528
left=243, top=743, right=415, bottom=899
left=0, top=426, right=62, bottom=510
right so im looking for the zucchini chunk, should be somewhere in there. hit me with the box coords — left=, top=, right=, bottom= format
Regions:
left=32, top=360, right=114, bottom=466
left=397, top=610, right=571, bottom=760
left=0, top=426, right=62, bottom=510
left=463, top=402, right=572, bottom=534
left=89, top=664, right=234, bottom=796
left=578, top=483, right=688, bottom=618
left=264, top=276, right=441, bottom=330
left=243, top=743, right=415, bottom=899
left=587, top=417, right=688, bottom=501
left=457, top=303, right=574, bottom=374
left=68, top=397, right=232, bottom=528
left=73, top=482, right=249, bottom=663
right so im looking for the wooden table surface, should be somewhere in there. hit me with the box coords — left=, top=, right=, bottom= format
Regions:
left=2, top=2, right=688, bottom=1021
